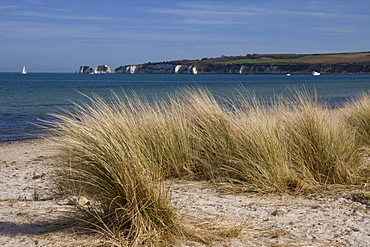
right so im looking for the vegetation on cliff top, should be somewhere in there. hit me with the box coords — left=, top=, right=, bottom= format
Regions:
left=171, top=51, right=370, bottom=66
left=216, top=54, right=327, bottom=64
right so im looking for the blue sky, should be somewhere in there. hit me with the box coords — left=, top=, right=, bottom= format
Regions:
left=1, top=0, right=369, bottom=72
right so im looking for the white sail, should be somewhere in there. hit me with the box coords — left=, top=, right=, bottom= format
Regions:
left=21, top=66, right=27, bottom=74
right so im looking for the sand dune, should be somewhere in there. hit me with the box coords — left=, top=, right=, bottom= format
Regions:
left=1, top=139, right=369, bottom=246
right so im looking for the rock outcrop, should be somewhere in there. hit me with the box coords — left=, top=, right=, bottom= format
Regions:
left=79, top=66, right=92, bottom=74
left=175, top=65, right=190, bottom=74
left=115, top=64, right=178, bottom=74
left=96, top=65, right=111, bottom=74
left=114, top=63, right=201, bottom=74
left=79, top=65, right=111, bottom=74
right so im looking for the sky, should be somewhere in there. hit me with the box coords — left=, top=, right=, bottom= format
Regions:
left=0, top=0, right=369, bottom=72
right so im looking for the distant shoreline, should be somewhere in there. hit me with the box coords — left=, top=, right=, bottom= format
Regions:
left=2, top=72, right=370, bottom=74
left=110, top=51, right=370, bottom=74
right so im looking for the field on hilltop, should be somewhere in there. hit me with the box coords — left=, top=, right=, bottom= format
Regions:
left=166, top=51, right=370, bottom=74
left=188, top=51, right=370, bottom=65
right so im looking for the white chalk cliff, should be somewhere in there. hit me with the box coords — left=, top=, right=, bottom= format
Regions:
left=78, top=65, right=111, bottom=74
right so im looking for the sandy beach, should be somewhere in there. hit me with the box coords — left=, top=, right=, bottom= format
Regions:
left=1, top=139, right=369, bottom=246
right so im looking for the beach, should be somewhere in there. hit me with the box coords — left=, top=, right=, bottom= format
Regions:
left=1, top=139, right=370, bottom=246
left=0, top=139, right=104, bottom=246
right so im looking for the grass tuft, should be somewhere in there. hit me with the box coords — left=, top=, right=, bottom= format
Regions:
left=343, top=92, right=370, bottom=148
left=49, top=88, right=370, bottom=245
left=51, top=92, right=186, bottom=246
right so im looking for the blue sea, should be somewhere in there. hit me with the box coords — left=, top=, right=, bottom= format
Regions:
left=0, top=73, right=369, bottom=143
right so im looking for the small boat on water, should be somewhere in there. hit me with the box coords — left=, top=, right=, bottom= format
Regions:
left=312, top=71, right=320, bottom=76
left=286, top=73, right=291, bottom=76
left=21, top=66, right=27, bottom=74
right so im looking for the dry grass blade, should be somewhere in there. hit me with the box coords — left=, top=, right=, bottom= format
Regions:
left=48, top=88, right=370, bottom=245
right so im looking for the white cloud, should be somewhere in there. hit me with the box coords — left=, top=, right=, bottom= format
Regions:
left=0, top=21, right=109, bottom=40
left=149, top=5, right=262, bottom=24
left=312, top=27, right=358, bottom=34
left=0, top=18, right=239, bottom=45
left=149, top=2, right=365, bottom=26
left=3, top=10, right=112, bottom=21
left=178, top=19, right=244, bottom=25
left=0, top=5, right=18, bottom=10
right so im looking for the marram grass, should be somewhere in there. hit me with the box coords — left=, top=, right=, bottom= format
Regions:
left=343, top=92, right=370, bottom=148
left=50, top=88, right=370, bottom=246
left=51, top=93, right=187, bottom=246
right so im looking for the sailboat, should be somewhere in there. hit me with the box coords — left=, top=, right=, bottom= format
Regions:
left=21, top=66, right=27, bottom=75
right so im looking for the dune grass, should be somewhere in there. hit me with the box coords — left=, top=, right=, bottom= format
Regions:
left=343, top=93, right=370, bottom=148
left=51, top=93, right=188, bottom=246
left=50, top=88, right=370, bottom=246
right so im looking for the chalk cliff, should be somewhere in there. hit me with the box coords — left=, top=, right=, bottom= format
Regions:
left=79, top=65, right=111, bottom=74
left=114, top=63, right=200, bottom=74
left=96, top=65, right=111, bottom=74
left=114, top=62, right=370, bottom=74
left=93, top=52, right=370, bottom=74
left=114, top=52, right=370, bottom=74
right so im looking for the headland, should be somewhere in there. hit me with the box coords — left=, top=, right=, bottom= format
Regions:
left=111, top=51, right=370, bottom=74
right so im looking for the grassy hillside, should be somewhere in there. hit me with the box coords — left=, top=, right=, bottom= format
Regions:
left=217, top=55, right=326, bottom=64
left=172, top=51, right=370, bottom=65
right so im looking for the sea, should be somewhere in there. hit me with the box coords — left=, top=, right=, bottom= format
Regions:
left=0, top=73, right=369, bottom=143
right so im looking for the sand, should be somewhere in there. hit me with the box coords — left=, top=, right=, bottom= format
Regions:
left=1, top=139, right=369, bottom=246
left=0, top=139, right=103, bottom=246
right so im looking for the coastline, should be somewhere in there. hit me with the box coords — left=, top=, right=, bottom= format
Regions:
left=1, top=73, right=370, bottom=144
left=0, top=139, right=369, bottom=246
